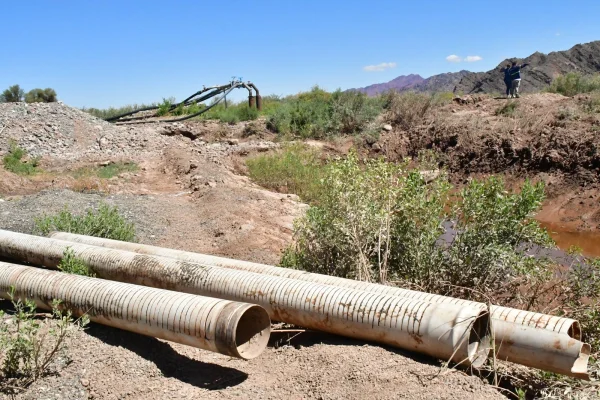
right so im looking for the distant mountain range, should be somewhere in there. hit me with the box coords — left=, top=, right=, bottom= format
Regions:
left=349, top=40, right=600, bottom=95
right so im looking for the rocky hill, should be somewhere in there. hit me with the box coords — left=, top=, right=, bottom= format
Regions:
left=351, top=40, right=600, bottom=95
left=454, top=40, right=600, bottom=94
left=350, top=74, right=424, bottom=96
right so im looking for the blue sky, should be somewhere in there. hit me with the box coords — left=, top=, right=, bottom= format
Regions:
left=2, top=1, right=599, bottom=108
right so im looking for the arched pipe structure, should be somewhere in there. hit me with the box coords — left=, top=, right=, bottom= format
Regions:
left=105, top=80, right=261, bottom=123
left=47, top=231, right=591, bottom=379
left=0, top=261, right=270, bottom=360
left=0, top=230, right=491, bottom=368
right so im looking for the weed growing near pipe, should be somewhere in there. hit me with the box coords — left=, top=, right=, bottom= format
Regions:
left=34, top=203, right=136, bottom=242
left=58, top=248, right=96, bottom=277
left=0, top=289, right=89, bottom=395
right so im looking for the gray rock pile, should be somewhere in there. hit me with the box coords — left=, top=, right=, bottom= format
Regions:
left=0, top=102, right=174, bottom=160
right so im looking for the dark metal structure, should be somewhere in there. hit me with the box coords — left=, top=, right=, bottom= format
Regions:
left=105, top=79, right=261, bottom=124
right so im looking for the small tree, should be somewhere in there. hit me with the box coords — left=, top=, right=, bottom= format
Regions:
left=25, top=88, right=58, bottom=103
left=0, top=84, right=24, bottom=102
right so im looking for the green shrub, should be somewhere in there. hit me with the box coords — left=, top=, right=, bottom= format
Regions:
left=58, top=248, right=96, bottom=277
left=266, top=86, right=382, bottom=138
left=495, top=101, right=518, bottom=117
left=156, top=97, right=175, bottom=116
left=0, top=289, right=88, bottom=394
left=24, top=88, right=57, bottom=103
left=246, top=143, right=324, bottom=202
left=281, top=151, right=553, bottom=297
left=328, top=90, right=383, bottom=134
left=0, top=84, right=24, bottom=102
left=382, top=91, right=432, bottom=130
left=34, top=203, right=136, bottom=242
left=2, top=142, right=41, bottom=175
left=548, top=72, right=600, bottom=97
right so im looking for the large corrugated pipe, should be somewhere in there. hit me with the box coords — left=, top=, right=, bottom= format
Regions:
left=0, top=230, right=491, bottom=367
left=49, top=232, right=581, bottom=339
left=0, top=261, right=270, bottom=360
left=47, top=232, right=590, bottom=378
left=493, top=320, right=590, bottom=379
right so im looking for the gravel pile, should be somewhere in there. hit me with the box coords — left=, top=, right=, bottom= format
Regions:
left=0, top=102, right=175, bottom=160
left=0, top=102, right=277, bottom=163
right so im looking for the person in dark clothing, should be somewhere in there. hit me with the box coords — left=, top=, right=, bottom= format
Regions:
left=501, top=63, right=512, bottom=98
left=508, top=61, right=529, bottom=98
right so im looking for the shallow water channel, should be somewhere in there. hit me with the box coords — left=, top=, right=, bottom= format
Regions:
left=540, top=221, right=600, bottom=258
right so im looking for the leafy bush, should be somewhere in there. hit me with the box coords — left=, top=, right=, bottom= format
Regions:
left=0, top=289, right=88, bottom=394
left=547, top=72, right=600, bottom=97
left=58, top=248, right=96, bottom=277
left=246, top=144, right=324, bottom=202
left=156, top=97, right=175, bottom=116
left=2, top=142, right=41, bottom=175
left=267, top=87, right=382, bottom=138
left=382, top=91, right=432, bottom=130
left=34, top=203, right=136, bottom=242
left=0, top=84, right=24, bottom=102
left=24, top=88, right=57, bottom=103
left=495, top=101, right=519, bottom=117
left=328, top=91, right=383, bottom=134
left=281, top=151, right=553, bottom=297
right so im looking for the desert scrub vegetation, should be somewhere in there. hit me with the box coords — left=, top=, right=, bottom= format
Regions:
left=280, top=150, right=600, bottom=397
left=2, top=142, right=41, bottom=176
left=547, top=72, right=600, bottom=97
left=246, top=144, right=324, bottom=203
left=57, top=248, right=96, bottom=277
left=0, top=289, right=89, bottom=395
left=34, top=203, right=136, bottom=242
left=266, top=86, right=383, bottom=138
left=382, top=91, right=433, bottom=130
left=71, top=161, right=138, bottom=180
left=494, top=101, right=519, bottom=117
left=0, top=84, right=57, bottom=103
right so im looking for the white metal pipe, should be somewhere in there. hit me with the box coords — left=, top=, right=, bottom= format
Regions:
left=0, top=230, right=491, bottom=367
left=493, top=320, right=590, bottom=379
left=49, top=232, right=581, bottom=340
left=46, top=232, right=591, bottom=378
left=0, top=261, right=270, bottom=360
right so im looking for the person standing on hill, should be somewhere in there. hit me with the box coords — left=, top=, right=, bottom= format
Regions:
left=501, top=63, right=512, bottom=98
left=508, top=61, right=529, bottom=98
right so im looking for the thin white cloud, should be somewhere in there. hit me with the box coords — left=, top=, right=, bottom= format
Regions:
left=555, top=32, right=561, bottom=36
left=446, top=55, right=462, bottom=63
left=465, top=55, right=483, bottom=62
left=363, top=62, right=397, bottom=72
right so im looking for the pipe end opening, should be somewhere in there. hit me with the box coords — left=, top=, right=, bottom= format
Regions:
left=467, top=310, right=492, bottom=368
left=234, top=305, right=271, bottom=360
left=568, top=321, right=582, bottom=341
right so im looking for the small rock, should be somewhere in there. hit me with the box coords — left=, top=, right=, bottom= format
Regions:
left=99, top=160, right=111, bottom=167
left=382, top=124, right=392, bottom=132
left=80, top=378, right=90, bottom=387
left=372, top=143, right=382, bottom=152
left=227, top=139, right=239, bottom=145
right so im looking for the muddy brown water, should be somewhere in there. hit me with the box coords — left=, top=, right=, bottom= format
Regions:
left=540, top=222, right=600, bottom=258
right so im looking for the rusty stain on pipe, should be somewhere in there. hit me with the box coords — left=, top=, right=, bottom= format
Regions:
left=493, top=320, right=590, bottom=379
left=0, top=261, right=270, bottom=360
left=0, top=230, right=491, bottom=367
left=49, top=232, right=582, bottom=339
left=46, top=232, right=592, bottom=378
